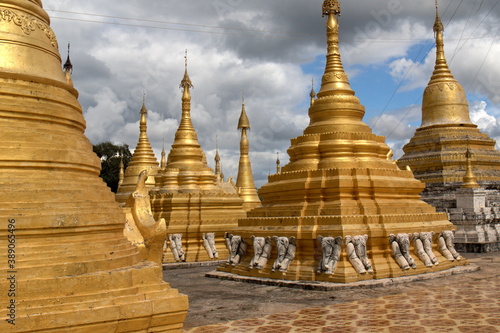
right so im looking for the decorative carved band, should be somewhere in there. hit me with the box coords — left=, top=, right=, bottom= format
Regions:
left=0, top=8, right=58, bottom=48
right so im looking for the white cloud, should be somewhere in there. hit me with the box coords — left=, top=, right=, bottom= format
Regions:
left=84, top=87, right=128, bottom=143
left=470, top=101, right=500, bottom=149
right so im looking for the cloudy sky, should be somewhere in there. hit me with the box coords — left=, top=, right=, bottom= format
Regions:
left=43, top=0, right=500, bottom=187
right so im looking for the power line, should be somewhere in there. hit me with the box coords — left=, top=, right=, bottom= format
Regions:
left=450, top=0, right=500, bottom=62
left=48, top=9, right=498, bottom=43
left=466, top=5, right=500, bottom=94
left=371, top=0, right=456, bottom=131
left=47, top=9, right=317, bottom=37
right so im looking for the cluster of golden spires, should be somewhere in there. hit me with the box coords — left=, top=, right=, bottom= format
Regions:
left=114, top=50, right=262, bottom=263
left=148, top=52, right=250, bottom=263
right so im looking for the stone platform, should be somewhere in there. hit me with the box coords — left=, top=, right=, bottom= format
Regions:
left=162, top=252, right=500, bottom=332
left=206, top=264, right=479, bottom=291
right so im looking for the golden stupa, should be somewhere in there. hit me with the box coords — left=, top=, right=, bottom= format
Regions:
left=115, top=98, right=160, bottom=205
left=217, top=0, right=467, bottom=283
left=397, top=2, right=500, bottom=209
left=397, top=2, right=500, bottom=252
left=151, top=55, right=247, bottom=263
left=0, top=0, right=187, bottom=331
left=236, top=98, right=262, bottom=211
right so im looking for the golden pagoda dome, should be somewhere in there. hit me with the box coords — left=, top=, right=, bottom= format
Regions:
left=421, top=2, right=474, bottom=128
left=0, top=0, right=187, bottom=331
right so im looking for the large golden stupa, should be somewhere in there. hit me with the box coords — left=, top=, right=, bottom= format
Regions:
left=217, top=0, right=467, bottom=283
left=0, top=0, right=187, bottom=331
left=115, top=98, right=160, bottom=205
left=397, top=2, right=500, bottom=252
left=397, top=3, right=500, bottom=208
left=151, top=57, right=247, bottom=263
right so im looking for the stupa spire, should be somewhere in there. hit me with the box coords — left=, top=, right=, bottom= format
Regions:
left=431, top=0, right=451, bottom=82
left=115, top=95, right=160, bottom=204
left=156, top=53, right=218, bottom=192
left=310, top=78, right=316, bottom=107
left=285, top=0, right=372, bottom=172
left=294, top=0, right=371, bottom=140
left=215, top=135, right=222, bottom=181
left=236, top=96, right=261, bottom=211
left=276, top=152, right=281, bottom=174
left=462, top=144, right=480, bottom=189
left=140, top=93, right=148, bottom=137
left=171, top=50, right=201, bottom=151
left=118, top=154, right=125, bottom=190
left=63, top=42, right=73, bottom=86
left=420, top=0, right=473, bottom=128
left=160, top=138, right=167, bottom=170
left=317, top=0, right=354, bottom=97
left=163, top=51, right=211, bottom=175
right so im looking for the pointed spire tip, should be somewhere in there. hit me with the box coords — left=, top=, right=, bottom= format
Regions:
left=63, top=42, right=73, bottom=72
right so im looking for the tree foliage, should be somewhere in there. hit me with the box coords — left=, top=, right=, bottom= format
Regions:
left=93, top=142, right=132, bottom=193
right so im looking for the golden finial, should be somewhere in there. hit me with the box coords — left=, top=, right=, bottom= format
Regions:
left=139, top=94, right=148, bottom=136
left=238, top=94, right=251, bottom=130
left=63, top=43, right=73, bottom=73
left=63, top=42, right=73, bottom=86
left=215, top=135, right=221, bottom=162
left=434, top=0, right=444, bottom=34
left=310, top=78, right=316, bottom=107
left=180, top=49, right=193, bottom=90
left=215, top=135, right=221, bottom=180
left=160, top=137, right=167, bottom=170
left=276, top=152, right=281, bottom=174
left=322, top=0, right=341, bottom=17
left=140, top=92, right=147, bottom=115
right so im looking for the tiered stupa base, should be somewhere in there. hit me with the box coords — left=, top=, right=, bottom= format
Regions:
left=0, top=173, right=188, bottom=332
left=152, top=192, right=246, bottom=263
left=218, top=213, right=467, bottom=283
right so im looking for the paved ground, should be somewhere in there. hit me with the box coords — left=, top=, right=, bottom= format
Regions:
left=162, top=252, right=500, bottom=331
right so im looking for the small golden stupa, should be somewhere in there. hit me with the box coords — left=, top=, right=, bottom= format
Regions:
left=397, top=1, right=500, bottom=208
left=115, top=97, right=160, bottom=205
left=236, top=98, right=262, bottom=211
left=151, top=54, right=247, bottom=263
left=0, top=0, right=187, bottom=331
left=217, top=0, right=467, bottom=283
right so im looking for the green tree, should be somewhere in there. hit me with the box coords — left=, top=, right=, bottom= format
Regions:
left=93, top=142, right=132, bottom=193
